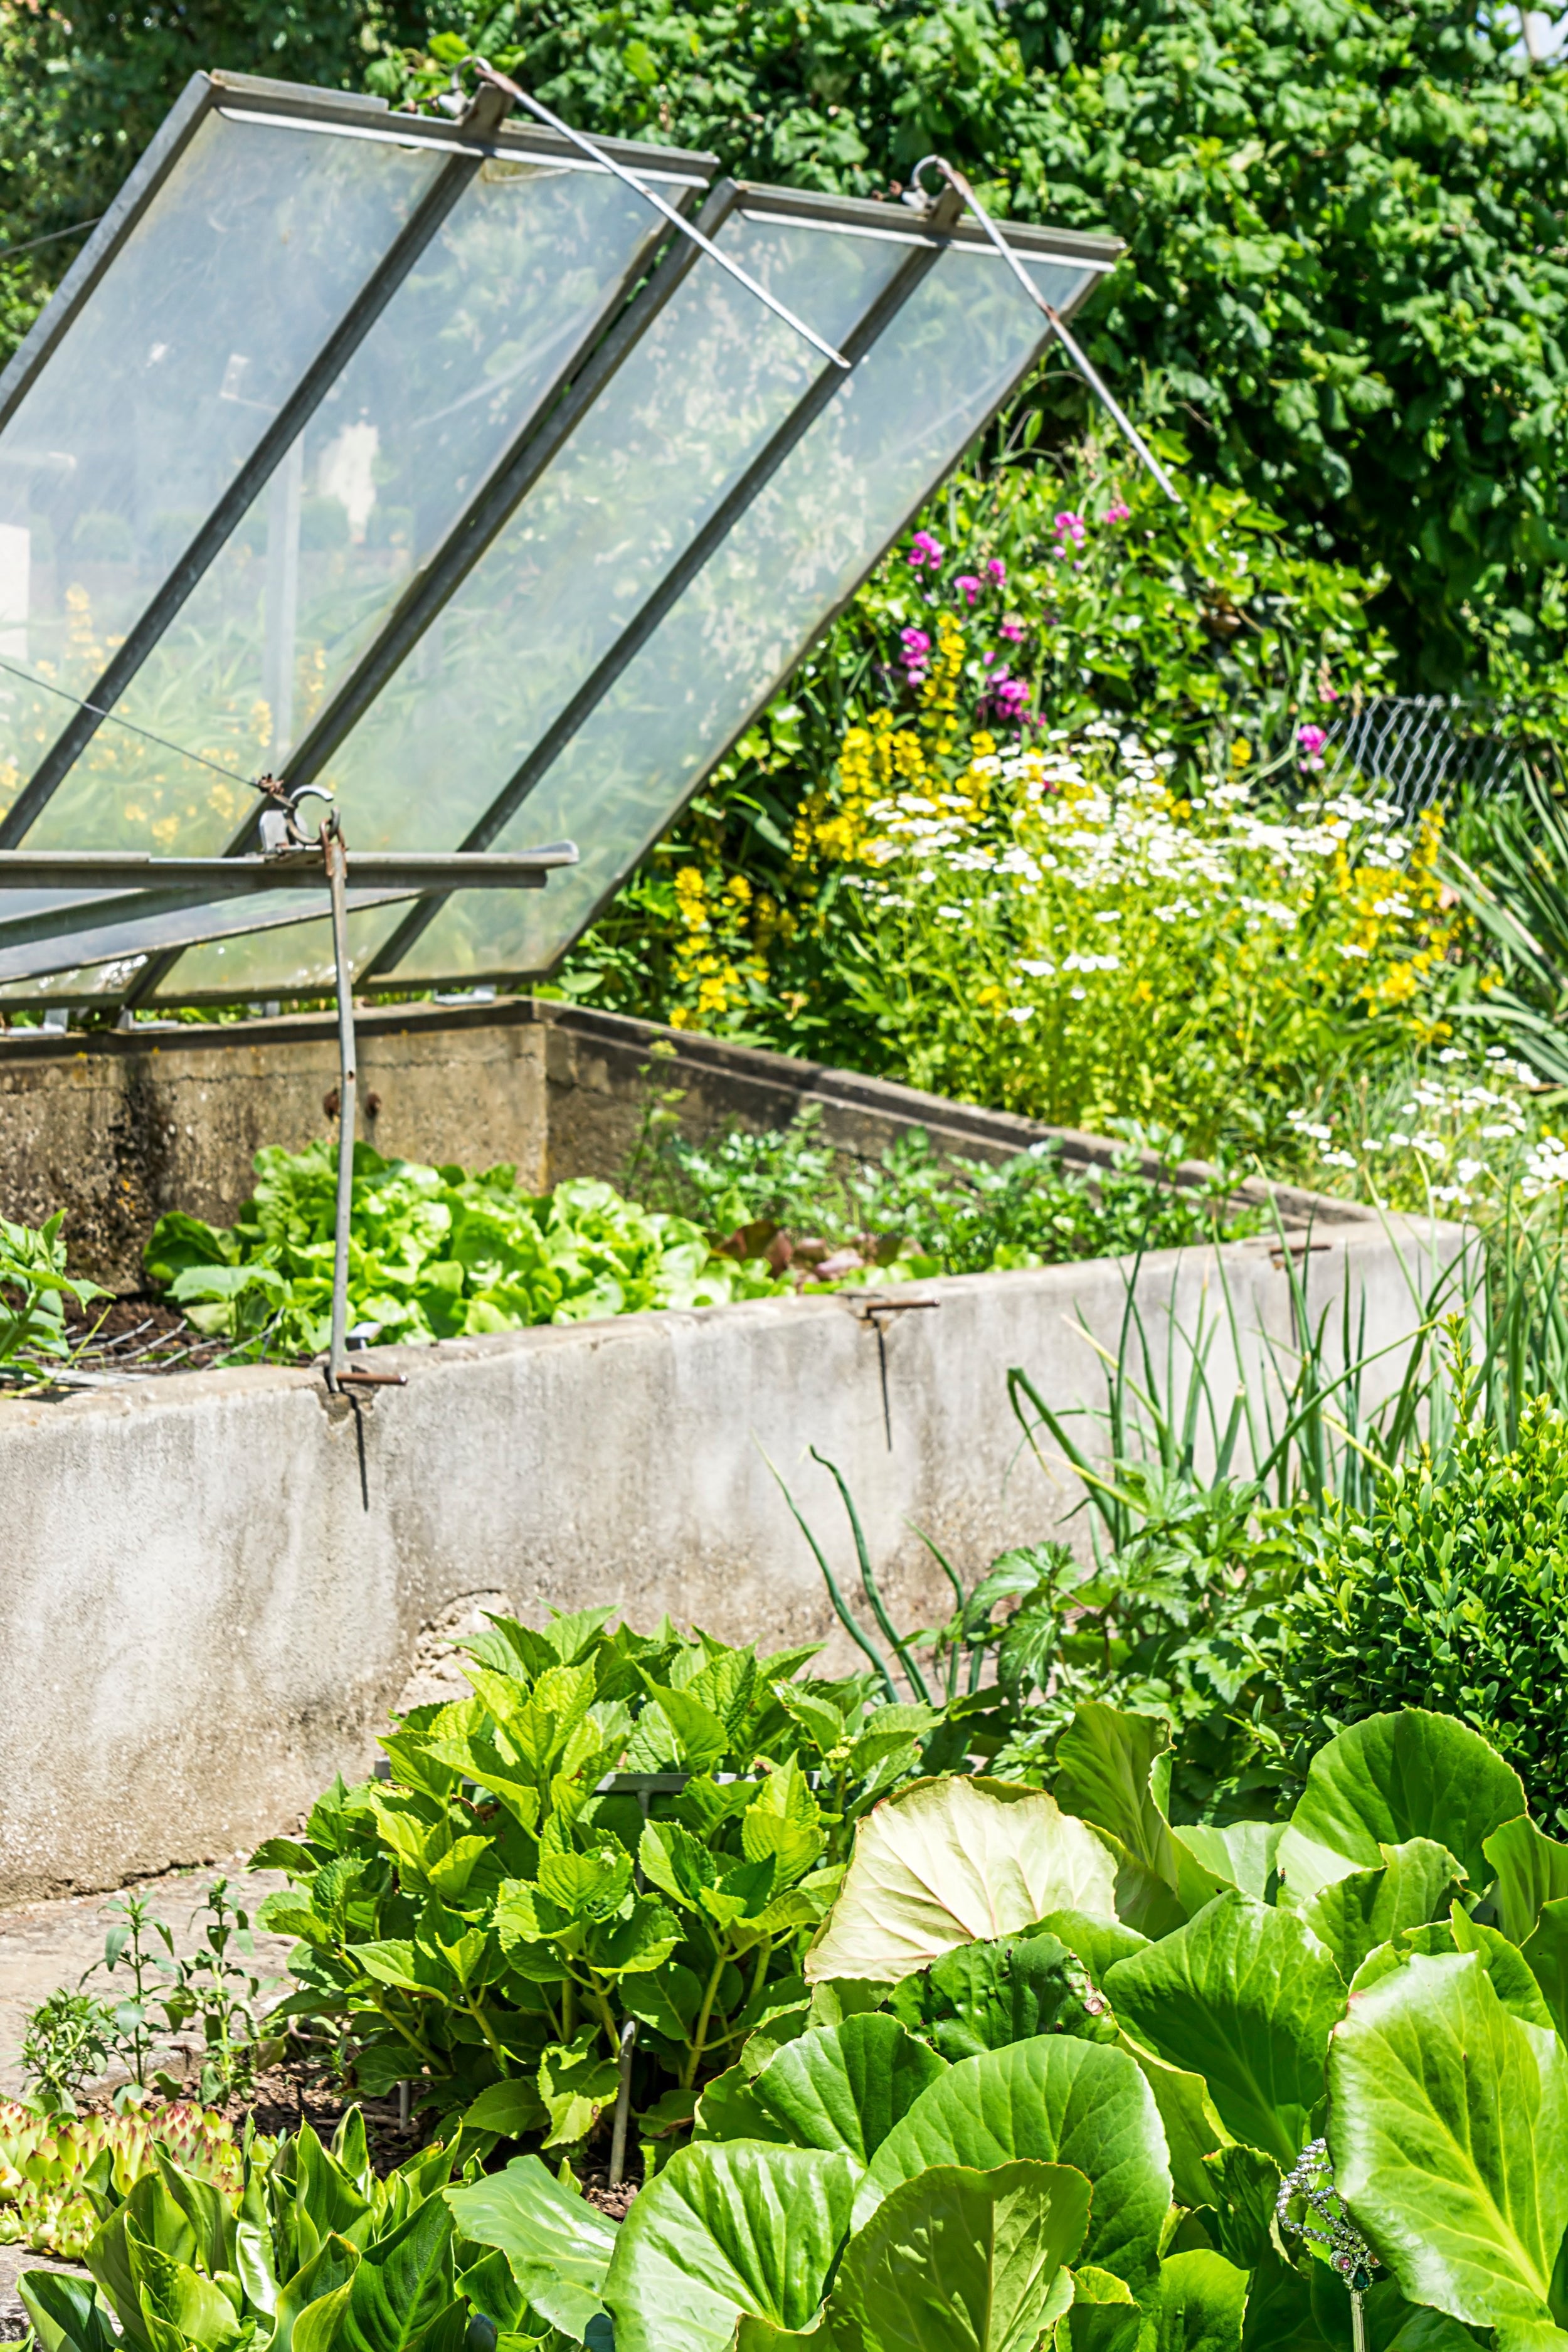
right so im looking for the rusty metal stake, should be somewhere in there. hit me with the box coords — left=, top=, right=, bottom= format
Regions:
left=324, top=822, right=356, bottom=1393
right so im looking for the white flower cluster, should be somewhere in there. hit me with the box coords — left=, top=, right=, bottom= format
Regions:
left=1288, top=1056, right=1545, bottom=1208
left=1523, top=1135, right=1568, bottom=1201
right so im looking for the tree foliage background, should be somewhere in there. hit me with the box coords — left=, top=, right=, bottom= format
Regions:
left=5, top=0, right=1568, bottom=691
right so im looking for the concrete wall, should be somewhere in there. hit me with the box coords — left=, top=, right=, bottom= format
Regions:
left=0, top=998, right=1366, bottom=1287
left=0, top=1214, right=1458, bottom=1902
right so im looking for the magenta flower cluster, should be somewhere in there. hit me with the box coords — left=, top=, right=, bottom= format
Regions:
left=1053, top=509, right=1087, bottom=551
left=901, top=625, right=932, bottom=684
left=1296, top=723, right=1328, bottom=757
left=908, top=529, right=945, bottom=571
left=1105, top=500, right=1131, bottom=524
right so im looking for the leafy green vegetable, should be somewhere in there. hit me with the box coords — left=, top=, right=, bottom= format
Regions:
left=804, top=1777, right=1116, bottom=1984
left=1103, top=1892, right=1345, bottom=2167
left=601, top=2141, right=859, bottom=2352
left=1277, top=1709, right=1527, bottom=1901
left=858, top=2037, right=1172, bottom=2297
left=146, top=1146, right=787, bottom=1355
left=443, top=2155, right=616, bottom=2342
left=1328, top=1951, right=1568, bottom=2331
left=822, top=2161, right=1085, bottom=2352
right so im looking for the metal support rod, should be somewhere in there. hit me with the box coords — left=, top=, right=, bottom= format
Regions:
left=324, top=825, right=357, bottom=1392
left=609, top=2018, right=638, bottom=2186
left=909, top=155, right=1180, bottom=504
left=472, top=61, right=849, bottom=373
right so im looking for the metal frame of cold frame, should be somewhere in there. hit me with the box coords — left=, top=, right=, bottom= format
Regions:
left=199, top=188, right=1118, bottom=997
left=0, top=835, right=576, bottom=1387
left=0, top=76, right=1119, bottom=1005
left=0, top=73, right=715, bottom=854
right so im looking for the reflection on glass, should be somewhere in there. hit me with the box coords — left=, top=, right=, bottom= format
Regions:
left=29, top=162, right=660, bottom=856
left=153, top=903, right=407, bottom=999
left=395, top=252, right=1094, bottom=982
left=0, top=956, right=142, bottom=1002
left=0, top=112, right=444, bottom=829
left=313, top=214, right=910, bottom=853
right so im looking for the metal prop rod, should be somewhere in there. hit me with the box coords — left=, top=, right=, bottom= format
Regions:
left=909, top=155, right=1180, bottom=504
left=324, top=819, right=356, bottom=1392
left=471, top=61, right=850, bottom=373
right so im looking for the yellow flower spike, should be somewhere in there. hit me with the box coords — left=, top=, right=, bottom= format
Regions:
left=1231, top=738, right=1253, bottom=768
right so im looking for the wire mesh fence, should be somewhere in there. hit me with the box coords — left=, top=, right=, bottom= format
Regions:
left=1320, top=696, right=1550, bottom=817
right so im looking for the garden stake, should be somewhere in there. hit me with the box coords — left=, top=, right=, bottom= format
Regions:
left=1277, top=2137, right=1382, bottom=2352
left=907, top=156, right=1181, bottom=505
left=609, top=2018, right=638, bottom=2186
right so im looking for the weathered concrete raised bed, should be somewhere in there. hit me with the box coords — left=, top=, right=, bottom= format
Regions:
left=0, top=1195, right=1456, bottom=1902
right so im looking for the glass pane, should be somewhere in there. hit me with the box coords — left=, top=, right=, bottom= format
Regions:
left=152, top=903, right=405, bottom=1000
left=308, top=212, right=913, bottom=854
left=0, top=883, right=418, bottom=993
left=29, top=159, right=661, bottom=856
left=0, top=110, right=445, bottom=830
left=0, top=955, right=140, bottom=1003
left=396, top=249, right=1096, bottom=982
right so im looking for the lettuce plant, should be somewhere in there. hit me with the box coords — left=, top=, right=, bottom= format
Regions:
left=146, top=1148, right=787, bottom=1359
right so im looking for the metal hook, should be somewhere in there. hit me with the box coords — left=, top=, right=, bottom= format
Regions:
left=908, top=156, right=1180, bottom=505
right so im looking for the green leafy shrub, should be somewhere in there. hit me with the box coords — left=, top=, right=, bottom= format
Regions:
left=0, top=2102, right=240, bottom=2261
left=1279, top=1391, right=1568, bottom=1832
left=253, top=1606, right=947, bottom=2146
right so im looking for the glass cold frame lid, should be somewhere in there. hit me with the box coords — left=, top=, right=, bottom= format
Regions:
left=0, top=75, right=1118, bottom=1004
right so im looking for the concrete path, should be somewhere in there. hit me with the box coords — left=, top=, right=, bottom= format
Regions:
left=0, top=1862, right=293, bottom=2097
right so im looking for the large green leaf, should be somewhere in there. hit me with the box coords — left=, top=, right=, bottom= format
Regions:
left=1054, top=1705, right=1180, bottom=1887
left=334, top=2190, right=458, bottom=2352
left=1153, top=2250, right=1248, bottom=2352
left=917, top=1930, right=1116, bottom=2061
left=1328, top=1949, right=1568, bottom=2328
left=603, top=2143, right=859, bottom=2352
left=806, top=1777, right=1116, bottom=1983
left=1523, top=1900, right=1568, bottom=2040
left=1301, top=1841, right=1465, bottom=1981
left=857, top=2035, right=1171, bottom=2296
left=1279, top=1712, right=1525, bottom=1900
left=18, top=2275, right=121, bottom=2352
left=744, top=2014, right=950, bottom=2160
left=1103, top=1892, right=1347, bottom=2166
left=823, top=2161, right=1086, bottom=2352
left=1175, top=1823, right=1283, bottom=1904
left=1486, top=1819, right=1568, bottom=1947
left=444, top=2156, right=617, bottom=2343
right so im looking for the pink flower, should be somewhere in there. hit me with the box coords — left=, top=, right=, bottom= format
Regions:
left=985, top=558, right=1007, bottom=583
left=1296, top=723, right=1328, bottom=757
left=1323, top=682, right=1341, bottom=702
left=995, top=677, right=1030, bottom=713
left=908, top=529, right=944, bottom=571
left=955, top=573, right=981, bottom=606
left=901, top=625, right=931, bottom=660
left=999, top=619, right=1025, bottom=642
left=1105, top=501, right=1131, bottom=524
left=1053, top=509, right=1087, bottom=548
